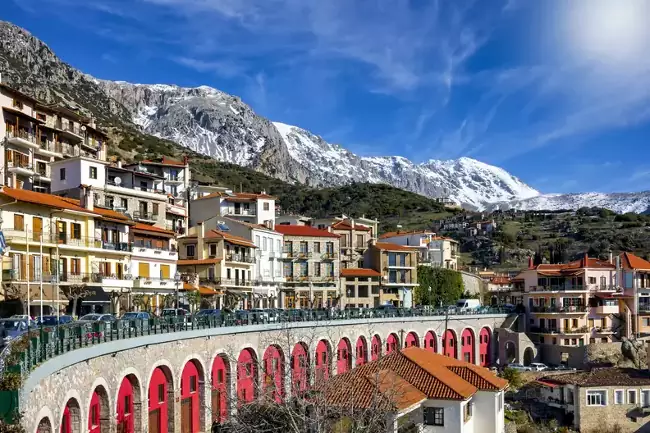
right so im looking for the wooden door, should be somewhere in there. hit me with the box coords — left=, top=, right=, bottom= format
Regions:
left=181, top=398, right=193, bottom=433
left=60, top=257, right=68, bottom=281
left=29, top=255, right=36, bottom=281
left=33, top=217, right=42, bottom=241
left=19, top=254, right=26, bottom=280
left=42, top=256, right=50, bottom=280
left=148, top=409, right=160, bottom=433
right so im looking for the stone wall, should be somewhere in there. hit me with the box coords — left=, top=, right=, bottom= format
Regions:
left=576, top=385, right=650, bottom=433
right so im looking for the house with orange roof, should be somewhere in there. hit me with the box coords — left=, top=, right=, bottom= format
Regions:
left=189, top=189, right=277, bottom=229
left=340, top=267, right=382, bottom=308
left=367, top=241, right=419, bottom=308
left=518, top=254, right=621, bottom=350
left=177, top=220, right=257, bottom=310
left=379, top=230, right=459, bottom=270
left=619, top=252, right=650, bottom=337
left=0, top=186, right=135, bottom=316
left=317, top=346, right=508, bottom=433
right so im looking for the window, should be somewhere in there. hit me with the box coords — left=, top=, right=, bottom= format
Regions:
left=614, top=390, right=624, bottom=404
left=276, top=239, right=281, bottom=252
left=463, top=401, right=473, bottom=422
left=190, top=376, right=197, bottom=393
left=586, top=390, right=607, bottom=406
left=71, top=258, right=80, bottom=275
left=60, top=168, right=66, bottom=180
left=642, top=390, right=650, bottom=407
left=423, top=407, right=444, bottom=426
left=263, top=237, right=268, bottom=251
left=89, top=166, right=97, bottom=179
left=140, top=181, right=147, bottom=191
left=314, top=263, right=321, bottom=277
left=300, top=262, right=308, bottom=277
left=71, top=223, right=81, bottom=239
left=572, top=319, right=578, bottom=328
left=628, top=389, right=637, bottom=405
left=13, top=99, right=23, bottom=109
left=588, top=276, right=597, bottom=284
left=14, top=214, right=24, bottom=231
left=209, top=244, right=217, bottom=257
left=121, top=198, right=128, bottom=209
left=186, top=244, right=196, bottom=257
left=124, top=395, right=131, bottom=414
left=263, top=202, right=270, bottom=211
left=152, top=203, right=159, bottom=216
left=313, top=242, right=321, bottom=253
left=158, top=384, right=165, bottom=403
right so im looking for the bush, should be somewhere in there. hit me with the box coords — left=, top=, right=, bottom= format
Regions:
left=499, top=368, right=524, bottom=389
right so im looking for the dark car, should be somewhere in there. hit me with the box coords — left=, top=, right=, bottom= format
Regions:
left=0, top=319, right=29, bottom=347
left=37, top=315, right=74, bottom=326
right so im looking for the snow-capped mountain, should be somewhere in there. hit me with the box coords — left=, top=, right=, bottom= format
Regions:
left=493, top=192, right=650, bottom=214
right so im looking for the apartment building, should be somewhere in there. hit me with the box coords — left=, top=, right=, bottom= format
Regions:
left=516, top=254, right=620, bottom=347
left=380, top=230, right=459, bottom=269
left=189, top=190, right=276, bottom=228
left=367, top=241, right=419, bottom=308
left=319, top=347, right=508, bottom=433
left=319, top=218, right=371, bottom=269
left=340, top=268, right=381, bottom=308
left=177, top=221, right=257, bottom=310
left=0, top=186, right=133, bottom=316
left=274, top=225, right=340, bottom=309
left=1, top=83, right=107, bottom=193
left=124, top=157, right=191, bottom=234
left=50, top=157, right=170, bottom=228
left=619, top=252, right=650, bottom=337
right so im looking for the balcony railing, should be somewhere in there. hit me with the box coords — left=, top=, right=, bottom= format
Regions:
left=224, top=208, right=256, bottom=216
left=35, top=166, right=49, bottom=177
left=6, top=128, right=36, bottom=144
left=529, top=326, right=589, bottom=334
left=321, top=252, right=337, bottom=260
left=284, top=276, right=337, bottom=283
left=527, top=285, right=587, bottom=292
left=225, top=254, right=256, bottom=264
left=530, top=305, right=588, bottom=313
left=102, top=242, right=132, bottom=252
left=7, top=160, right=33, bottom=171
left=282, top=249, right=311, bottom=259
left=133, top=211, right=159, bottom=221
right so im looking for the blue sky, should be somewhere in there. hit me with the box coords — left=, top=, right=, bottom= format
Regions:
left=4, top=0, right=650, bottom=194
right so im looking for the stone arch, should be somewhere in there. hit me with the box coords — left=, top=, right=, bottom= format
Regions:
left=211, top=353, right=230, bottom=423
left=180, top=358, right=206, bottom=433
left=36, top=416, right=52, bottom=433
left=386, top=332, right=400, bottom=354
left=371, top=335, right=382, bottom=361
left=263, top=344, right=285, bottom=403
left=523, top=347, right=535, bottom=366
left=461, top=328, right=476, bottom=364
left=442, top=329, right=458, bottom=359
left=87, top=383, right=110, bottom=433
left=315, top=339, right=332, bottom=381
left=60, top=393, right=82, bottom=433
left=405, top=331, right=420, bottom=348
left=479, top=327, right=492, bottom=367
left=336, top=337, right=352, bottom=374
left=237, top=347, right=258, bottom=405
left=291, top=342, right=310, bottom=396
left=148, top=364, right=175, bottom=433
left=116, top=373, right=142, bottom=433
left=424, top=331, right=437, bottom=353
left=33, top=407, right=55, bottom=433
left=505, top=341, right=517, bottom=364
left=355, top=336, right=368, bottom=366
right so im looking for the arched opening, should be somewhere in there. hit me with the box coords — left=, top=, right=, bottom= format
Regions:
left=237, top=348, right=258, bottom=406
left=148, top=365, right=175, bottom=433
left=505, top=342, right=517, bottom=364
left=211, top=354, right=230, bottom=423
left=61, top=398, right=81, bottom=433
left=371, top=335, right=382, bottom=361
left=405, top=332, right=419, bottom=348
left=315, top=340, right=331, bottom=381
left=355, top=336, right=368, bottom=366
left=337, top=338, right=352, bottom=374
left=523, top=347, right=534, bottom=366
left=36, top=417, right=52, bottom=433
left=291, top=342, right=310, bottom=396
left=263, top=345, right=285, bottom=403
left=461, top=328, right=476, bottom=364
left=88, top=385, right=110, bottom=433
left=424, top=331, right=437, bottom=353
left=442, top=329, right=457, bottom=359
left=116, top=374, right=142, bottom=433
left=479, top=327, right=492, bottom=367
left=386, top=333, right=399, bottom=354
left=181, top=359, right=205, bottom=433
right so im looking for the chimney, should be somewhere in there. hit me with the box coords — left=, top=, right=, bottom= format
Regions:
left=609, top=251, right=614, bottom=264
left=117, top=160, right=122, bottom=169
left=80, top=185, right=94, bottom=211
left=583, top=253, right=589, bottom=267
left=183, top=155, right=189, bottom=165
left=528, top=256, right=534, bottom=269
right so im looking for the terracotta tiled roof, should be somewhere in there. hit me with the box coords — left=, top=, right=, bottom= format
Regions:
left=340, top=268, right=381, bottom=278
left=139, top=156, right=187, bottom=167
left=57, top=197, right=132, bottom=223
left=374, top=242, right=416, bottom=252
left=380, top=230, right=435, bottom=239
left=0, top=187, right=95, bottom=215
left=331, top=220, right=371, bottom=231
left=620, top=252, right=650, bottom=270
left=132, top=223, right=175, bottom=236
left=489, top=276, right=511, bottom=285
left=535, top=255, right=615, bottom=274
left=275, top=225, right=340, bottom=238
left=177, top=258, right=222, bottom=266
left=540, top=368, right=650, bottom=387
left=204, top=230, right=257, bottom=248
left=317, top=348, right=506, bottom=410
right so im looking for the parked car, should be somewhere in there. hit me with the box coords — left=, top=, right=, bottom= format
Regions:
left=0, top=318, right=30, bottom=347
left=373, top=304, right=398, bottom=317
left=529, top=363, right=548, bottom=372
left=506, top=363, right=532, bottom=372
left=77, top=314, right=117, bottom=325
left=552, top=364, right=577, bottom=371
left=248, top=308, right=270, bottom=322
left=196, top=309, right=221, bottom=317
left=37, top=315, right=74, bottom=326
left=121, top=312, right=151, bottom=330
left=455, top=299, right=481, bottom=312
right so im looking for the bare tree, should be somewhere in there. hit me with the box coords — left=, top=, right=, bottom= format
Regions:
left=60, top=284, right=90, bottom=317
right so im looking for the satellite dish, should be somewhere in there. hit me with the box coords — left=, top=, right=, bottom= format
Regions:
left=81, top=125, right=87, bottom=131
left=114, top=177, right=122, bottom=185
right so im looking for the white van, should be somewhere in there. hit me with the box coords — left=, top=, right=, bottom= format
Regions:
left=456, top=299, right=481, bottom=312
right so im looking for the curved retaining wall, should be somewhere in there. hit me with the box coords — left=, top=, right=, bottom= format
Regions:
left=24, top=314, right=509, bottom=433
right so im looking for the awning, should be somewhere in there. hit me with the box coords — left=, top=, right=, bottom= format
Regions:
left=80, top=287, right=110, bottom=304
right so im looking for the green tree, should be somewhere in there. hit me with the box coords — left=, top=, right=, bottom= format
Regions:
left=499, top=367, right=524, bottom=389
left=414, top=267, right=465, bottom=306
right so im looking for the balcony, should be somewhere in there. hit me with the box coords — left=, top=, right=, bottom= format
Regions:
left=639, top=304, right=650, bottom=314
left=592, top=326, right=615, bottom=334
left=166, top=175, right=184, bottom=184
left=385, top=278, right=417, bottom=286
left=7, top=160, right=34, bottom=176
left=588, top=284, right=620, bottom=293
left=220, top=278, right=254, bottom=288
left=355, top=243, right=367, bottom=250
left=56, top=121, right=83, bottom=141
left=226, top=253, right=256, bottom=264
left=96, top=273, right=134, bottom=289
left=35, top=141, right=63, bottom=158
left=593, top=304, right=619, bottom=314
left=56, top=235, right=103, bottom=250
left=6, top=128, right=39, bottom=150
left=386, top=262, right=415, bottom=269
left=133, top=211, right=159, bottom=223
left=101, top=242, right=132, bottom=252
left=529, top=326, right=589, bottom=334
left=281, top=248, right=312, bottom=259
left=527, top=285, right=587, bottom=293
left=530, top=305, right=588, bottom=314
left=133, top=276, right=176, bottom=289
left=34, top=166, right=51, bottom=182
left=132, top=242, right=177, bottom=260
left=224, top=207, right=256, bottom=217
left=321, top=252, right=337, bottom=260
left=284, top=276, right=337, bottom=284
left=166, top=202, right=187, bottom=217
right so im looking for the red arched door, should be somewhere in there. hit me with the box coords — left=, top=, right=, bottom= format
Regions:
left=116, top=377, right=135, bottom=433
left=212, top=355, right=229, bottom=423
left=337, top=338, right=352, bottom=374
left=315, top=340, right=331, bottom=381
left=88, top=389, right=103, bottom=433
left=237, top=349, right=257, bottom=405
left=461, top=329, right=475, bottom=364
left=181, top=360, right=201, bottom=433
left=443, top=330, right=457, bottom=359
left=371, top=335, right=382, bottom=361
left=386, top=333, right=399, bottom=354
left=405, top=332, right=419, bottom=347
left=263, top=345, right=285, bottom=403
left=424, top=331, right=437, bottom=353
left=291, top=343, right=309, bottom=395
left=479, top=327, right=492, bottom=367
left=356, top=336, right=368, bottom=366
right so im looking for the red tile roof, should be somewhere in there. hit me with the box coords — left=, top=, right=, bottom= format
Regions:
left=204, top=229, right=257, bottom=248
left=132, top=223, right=175, bottom=236
left=316, top=348, right=507, bottom=410
left=380, top=229, right=435, bottom=239
left=0, top=187, right=95, bottom=215
left=374, top=242, right=416, bottom=252
left=620, top=252, right=650, bottom=270
left=275, top=225, right=340, bottom=238
left=331, top=220, right=371, bottom=231
left=534, top=255, right=615, bottom=275
left=340, top=268, right=381, bottom=278
left=139, top=156, right=187, bottom=167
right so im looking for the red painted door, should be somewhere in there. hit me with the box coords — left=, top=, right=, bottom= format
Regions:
left=263, top=346, right=284, bottom=403
left=405, top=332, right=419, bottom=347
left=61, top=406, right=71, bottom=433
left=386, top=333, right=399, bottom=354
left=443, top=330, right=457, bottom=358
left=181, top=361, right=200, bottom=432
left=237, top=349, right=256, bottom=405
left=479, top=328, right=492, bottom=367
left=424, top=331, right=437, bottom=353
left=88, top=390, right=101, bottom=433
left=337, top=339, right=351, bottom=374
left=315, top=340, right=330, bottom=381
left=371, top=335, right=382, bottom=361
left=291, top=343, right=309, bottom=395
left=116, top=378, right=134, bottom=433
left=356, top=337, right=367, bottom=366
left=212, top=356, right=228, bottom=422
left=461, top=329, right=475, bottom=364
left=149, top=368, right=168, bottom=433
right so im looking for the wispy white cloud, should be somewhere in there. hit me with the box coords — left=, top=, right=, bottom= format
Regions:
left=172, top=57, right=245, bottom=78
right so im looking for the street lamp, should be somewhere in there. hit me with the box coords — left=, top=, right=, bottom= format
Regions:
left=174, top=271, right=181, bottom=309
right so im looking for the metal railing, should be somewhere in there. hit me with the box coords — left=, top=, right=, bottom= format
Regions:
left=321, top=252, right=337, bottom=260
left=102, top=242, right=131, bottom=252
left=226, top=254, right=256, bottom=263
left=6, top=160, right=32, bottom=170
left=527, top=285, right=587, bottom=292
left=530, top=305, right=588, bottom=313
left=133, top=211, right=159, bottom=221
left=529, top=326, right=589, bottom=334
left=224, top=208, right=256, bottom=216
left=6, top=128, right=36, bottom=144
